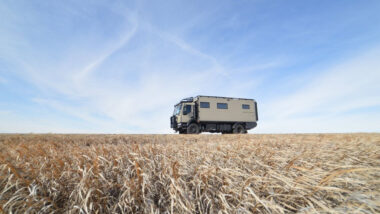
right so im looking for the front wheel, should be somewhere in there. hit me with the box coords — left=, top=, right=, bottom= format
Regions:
left=187, top=123, right=200, bottom=134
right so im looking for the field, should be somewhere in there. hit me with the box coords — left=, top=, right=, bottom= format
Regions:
left=0, top=133, right=379, bottom=213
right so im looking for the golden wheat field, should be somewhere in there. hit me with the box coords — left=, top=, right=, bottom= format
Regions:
left=0, top=133, right=379, bottom=213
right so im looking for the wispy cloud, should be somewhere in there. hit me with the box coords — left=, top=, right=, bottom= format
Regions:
left=75, top=14, right=139, bottom=81
left=257, top=47, right=380, bottom=133
left=20, top=13, right=236, bottom=132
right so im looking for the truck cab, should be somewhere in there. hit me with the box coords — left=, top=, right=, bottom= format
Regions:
left=171, top=96, right=258, bottom=134
left=170, top=98, right=197, bottom=134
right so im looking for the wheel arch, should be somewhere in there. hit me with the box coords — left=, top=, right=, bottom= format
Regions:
left=232, top=122, right=245, bottom=129
left=187, top=119, right=198, bottom=126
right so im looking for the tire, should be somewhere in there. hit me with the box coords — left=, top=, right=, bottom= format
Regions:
left=233, top=124, right=246, bottom=134
left=187, top=123, right=200, bottom=134
left=179, top=130, right=186, bottom=134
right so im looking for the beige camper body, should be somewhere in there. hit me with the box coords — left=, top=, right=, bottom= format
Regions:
left=196, top=96, right=257, bottom=122
left=170, top=95, right=258, bottom=134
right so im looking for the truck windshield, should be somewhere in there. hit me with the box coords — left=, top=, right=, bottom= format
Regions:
left=173, top=104, right=182, bottom=115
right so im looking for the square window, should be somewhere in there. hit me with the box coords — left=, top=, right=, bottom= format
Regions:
left=242, top=104, right=250, bottom=109
left=217, top=103, right=228, bottom=109
left=200, top=102, right=210, bottom=108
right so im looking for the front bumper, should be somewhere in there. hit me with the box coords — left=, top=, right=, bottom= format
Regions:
left=170, top=116, right=188, bottom=131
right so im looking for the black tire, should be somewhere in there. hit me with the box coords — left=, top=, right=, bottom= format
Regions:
left=179, top=130, right=186, bottom=134
left=233, top=124, right=246, bottom=134
left=187, top=123, right=200, bottom=134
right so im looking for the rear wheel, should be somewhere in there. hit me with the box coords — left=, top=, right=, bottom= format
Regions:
left=187, top=123, right=200, bottom=134
left=233, top=124, right=246, bottom=134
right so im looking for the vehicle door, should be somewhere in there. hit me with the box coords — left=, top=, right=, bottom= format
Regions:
left=181, top=104, right=194, bottom=123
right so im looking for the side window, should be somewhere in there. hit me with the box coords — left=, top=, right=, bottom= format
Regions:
left=183, top=105, right=191, bottom=115
left=217, top=103, right=228, bottom=109
left=200, top=102, right=210, bottom=108
left=242, top=104, right=250, bottom=109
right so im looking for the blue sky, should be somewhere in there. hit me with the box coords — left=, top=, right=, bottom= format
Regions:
left=1, top=0, right=380, bottom=133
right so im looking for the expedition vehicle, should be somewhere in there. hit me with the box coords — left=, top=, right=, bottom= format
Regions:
left=170, top=95, right=258, bottom=134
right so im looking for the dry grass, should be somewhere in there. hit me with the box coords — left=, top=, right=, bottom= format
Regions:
left=0, top=133, right=379, bottom=213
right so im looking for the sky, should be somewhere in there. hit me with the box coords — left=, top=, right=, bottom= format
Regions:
left=0, top=0, right=380, bottom=133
